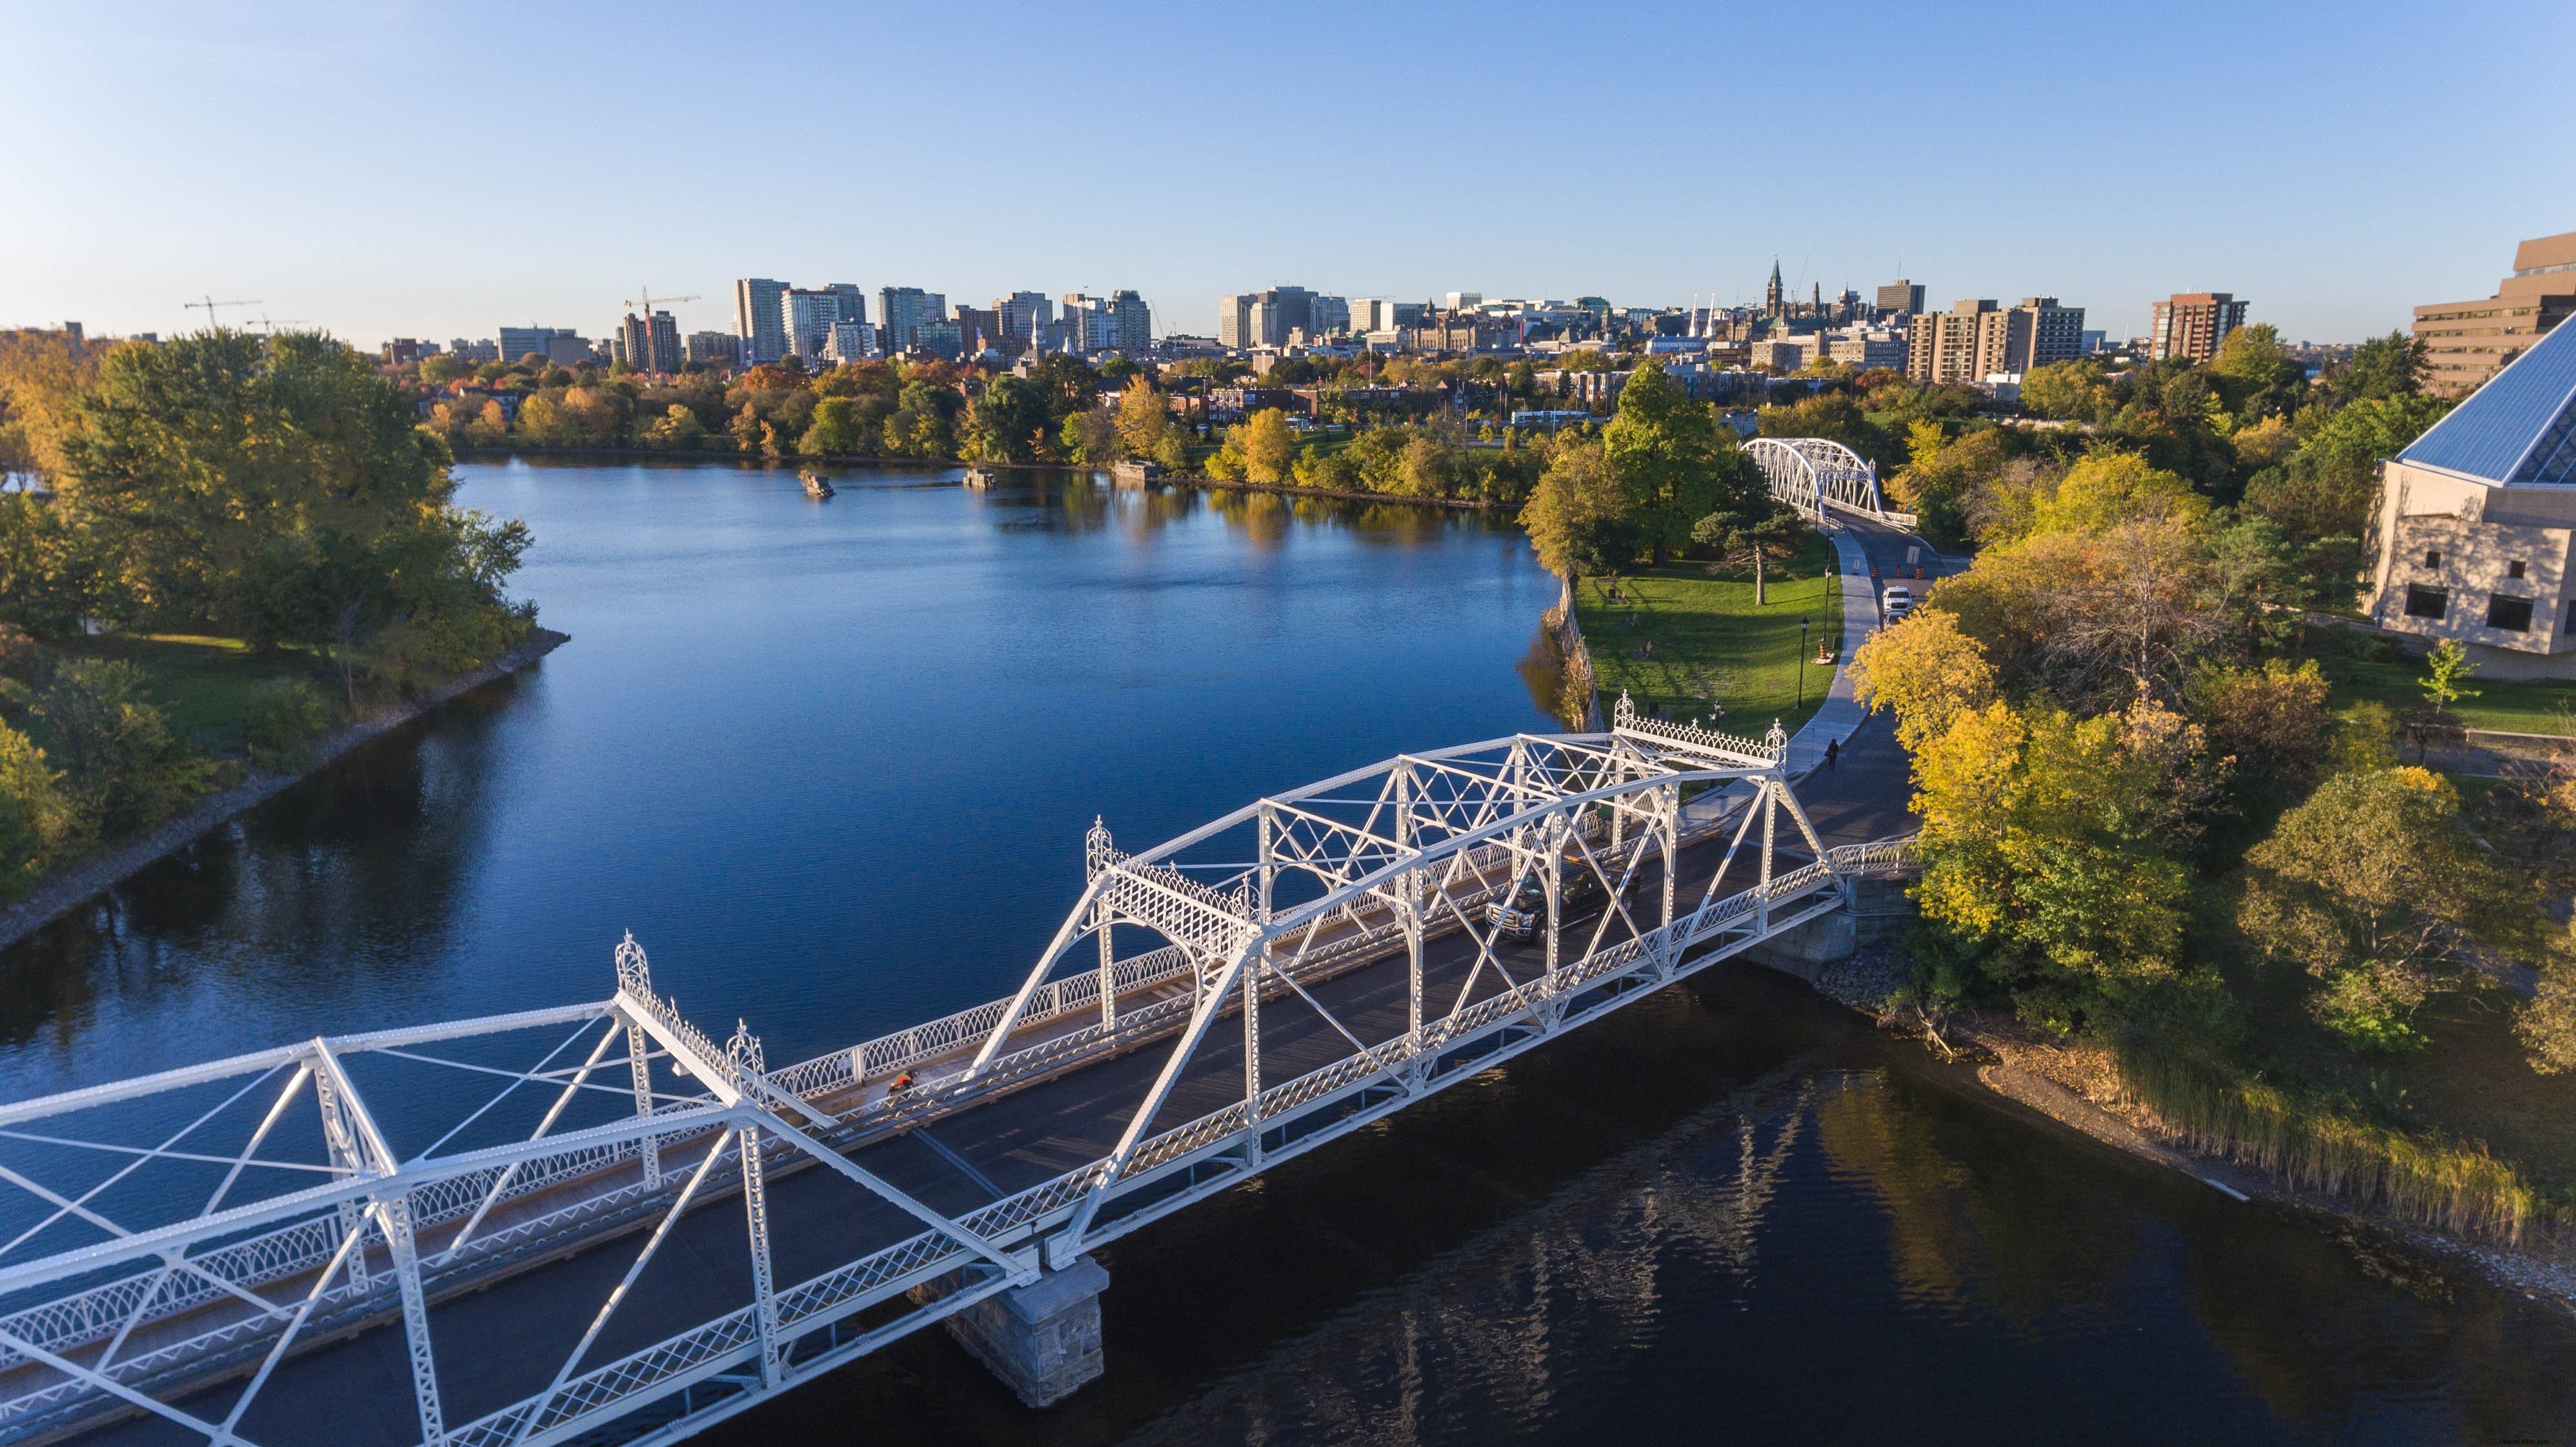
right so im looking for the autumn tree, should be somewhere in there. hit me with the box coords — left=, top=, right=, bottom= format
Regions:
left=1114, top=379, right=1169, bottom=459
left=1519, top=441, right=1633, bottom=614
left=2239, top=768, right=2519, bottom=1051
left=1237, top=409, right=1297, bottom=485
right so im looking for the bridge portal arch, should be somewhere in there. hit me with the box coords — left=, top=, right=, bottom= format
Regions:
left=1747, top=436, right=1894, bottom=523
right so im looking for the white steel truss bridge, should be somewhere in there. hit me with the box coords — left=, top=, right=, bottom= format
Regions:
left=0, top=703, right=1917, bottom=1447
left=1749, top=436, right=1915, bottom=529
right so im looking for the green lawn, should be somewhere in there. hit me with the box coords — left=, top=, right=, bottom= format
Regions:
left=49, top=634, right=335, bottom=753
left=1574, top=532, right=1843, bottom=736
left=2315, top=653, right=2576, bottom=735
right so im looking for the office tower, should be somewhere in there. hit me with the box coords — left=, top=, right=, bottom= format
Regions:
left=821, top=284, right=867, bottom=330
left=997, top=292, right=1052, bottom=344
left=1062, top=294, right=1116, bottom=351
left=878, top=287, right=944, bottom=352
left=913, top=319, right=962, bottom=361
left=1876, top=279, right=1924, bottom=317
left=1446, top=291, right=1483, bottom=312
left=1109, top=290, right=1151, bottom=351
left=1219, top=287, right=1314, bottom=349
left=2413, top=230, right=2576, bottom=396
left=733, top=278, right=789, bottom=364
left=496, top=326, right=589, bottom=367
left=1307, top=296, right=1350, bottom=336
left=2149, top=292, right=2250, bottom=363
left=954, top=305, right=1002, bottom=351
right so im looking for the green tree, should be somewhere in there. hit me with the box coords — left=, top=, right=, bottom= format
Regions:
left=2239, top=768, right=2518, bottom=1051
left=963, top=376, right=1049, bottom=462
left=1690, top=501, right=1809, bottom=606
left=1601, top=360, right=1747, bottom=563
left=2208, top=323, right=2308, bottom=423
left=1060, top=404, right=1118, bottom=465
left=0, top=722, right=70, bottom=900
left=28, top=658, right=213, bottom=840
left=55, top=331, right=531, bottom=668
left=2322, top=330, right=2426, bottom=405
left=1518, top=440, right=1634, bottom=613
left=2242, top=393, right=2450, bottom=540
left=2420, top=638, right=2479, bottom=718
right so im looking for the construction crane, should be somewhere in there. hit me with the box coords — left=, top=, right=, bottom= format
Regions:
left=251, top=313, right=315, bottom=335
left=183, top=296, right=263, bottom=330
left=621, top=287, right=700, bottom=316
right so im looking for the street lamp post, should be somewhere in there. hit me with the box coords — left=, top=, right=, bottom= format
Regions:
left=1797, top=616, right=1811, bottom=710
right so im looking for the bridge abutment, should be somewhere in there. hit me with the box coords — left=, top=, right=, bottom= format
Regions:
left=943, top=1256, right=1111, bottom=1407
left=1743, top=873, right=1915, bottom=981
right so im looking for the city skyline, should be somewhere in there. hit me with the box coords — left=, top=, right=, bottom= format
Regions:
left=4, top=1, right=2571, bottom=347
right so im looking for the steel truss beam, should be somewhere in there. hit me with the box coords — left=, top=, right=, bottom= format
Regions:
left=0, top=720, right=1913, bottom=1447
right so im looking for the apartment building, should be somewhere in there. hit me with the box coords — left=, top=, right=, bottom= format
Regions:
left=683, top=331, right=741, bottom=367
left=732, top=279, right=789, bottom=364
left=616, top=310, right=682, bottom=373
left=2413, top=230, right=2576, bottom=398
left=1905, top=297, right=2086, bottom=383
left=781, top=289, right=843, bottom=361
left=2149, top=292, right=2249, bottom=363
left=2364, top=314, right=2576, bottom=677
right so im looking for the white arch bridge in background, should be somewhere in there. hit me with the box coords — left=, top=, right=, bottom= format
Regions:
left=1747, top=437, right=1915, bottom=529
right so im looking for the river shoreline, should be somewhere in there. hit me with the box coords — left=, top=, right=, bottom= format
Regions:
left=1792, top=946, right=2576, bottom=1318
left=448, top=447, right=1515, bottom=512
left=0, top=628, right=569, bottom=955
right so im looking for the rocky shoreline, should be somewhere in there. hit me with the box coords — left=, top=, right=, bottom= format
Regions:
left=0, top=628, right=569, bottom=955
left=1798, top=945, right=2576, bottom=1318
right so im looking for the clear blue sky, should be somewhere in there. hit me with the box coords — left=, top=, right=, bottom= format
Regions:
left=5, top=0, right=2570, bottom=349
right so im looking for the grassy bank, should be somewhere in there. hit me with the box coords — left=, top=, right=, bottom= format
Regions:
left=46, top=634, right=336, bottom=754
left=1573, top=531, right=1842, bottom=736
left=2317, top=652, right=2576, bottom=735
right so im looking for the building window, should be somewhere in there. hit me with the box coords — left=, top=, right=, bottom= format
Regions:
left=2510, top=560, right=2528, bottom=579
left=2488, top=596, right=2534, bottom=632
left=2405, top=585, right=2449, bottom=619
left=2424, top=549, right=2442, bottom=567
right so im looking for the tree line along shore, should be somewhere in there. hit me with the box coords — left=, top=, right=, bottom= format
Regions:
left=0, top=328, right=539, bottom=906
left=1512, top=330, right=2576, bottom=1268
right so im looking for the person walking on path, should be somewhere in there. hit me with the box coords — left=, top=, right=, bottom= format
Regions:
left=1826, top=737, right=1839, bottom=771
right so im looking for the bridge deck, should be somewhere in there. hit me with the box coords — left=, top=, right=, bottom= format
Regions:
left=37, top=736, right=1921, bottom=1447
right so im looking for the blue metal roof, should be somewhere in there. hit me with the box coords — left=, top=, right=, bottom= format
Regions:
left=2400, top=316, right=2576, bottom=485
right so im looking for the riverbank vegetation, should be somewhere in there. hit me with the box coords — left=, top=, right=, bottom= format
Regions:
left=0, top=329, right=535, bottom=900
left=1845, top=334, right=2576, bottom=1244
left=1515, top=359, right=1827, bottom=726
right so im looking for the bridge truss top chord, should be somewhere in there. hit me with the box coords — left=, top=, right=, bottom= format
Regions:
left=1748, top=436, right=1915, bottom=529
left=0, top=709, right=1915, bottom=1447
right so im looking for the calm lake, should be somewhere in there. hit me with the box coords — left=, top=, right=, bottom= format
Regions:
left=0, top=458, right=2568, bottom=1443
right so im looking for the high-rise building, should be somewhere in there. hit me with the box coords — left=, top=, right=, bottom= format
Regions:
left=1904, top=297, right=2086, bottom=383
left=616, top=310, right=682, bottom=372
left=732, top=279, right=789, bottom=364
left=1906, top=301, right=1998, bottom=384
left=684, top=330, right=741, bottom=367
left=1109, top=290, right=1151, bottom=352
left=496, top=326, right=589, bottom=367
left=1446, top=291, right=1483, bottom=312
left=2001, top=297, right=2086, bottom=373
left=1307, top=296, right=1350, bottom=336
left=878, top=288, right=945, bottom=352
left=913, top=319, right=963, bottom=361
left=1875, top=279, right=1925, bottom=317
left=954, top=306, right=1002, bottom=352
left=1218, top=287, right=1314, bottom=349
left=2412, top=230, right=2576, bottom=398
left=781, top=289, right=845, bottom=361
left=822, top=284, right=867, bottom=331
left=2149, top=292, right=2249, bottom=363
left=823, top=321, right=876, bottom=363
left=1062, top=294, right=1111, bottom=351
left=997, top=292, right=1052, bottom=345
